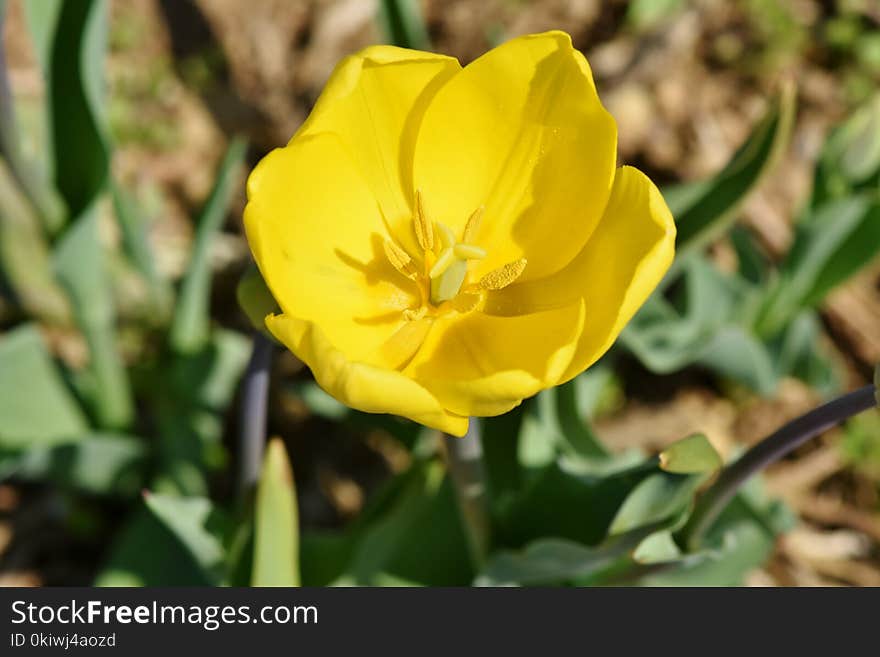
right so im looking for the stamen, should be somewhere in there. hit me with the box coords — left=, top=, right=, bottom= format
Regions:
left=453, top=244, right=487, bottom=260
left=414, top=190, right=434, bottom=251
left=479, top=258, right=527, bottom=290
left=383, top=239, right=417, bottom=279
left=462, top=205, right=484, bottom=243
left=429, top=248, right=455, bottom=278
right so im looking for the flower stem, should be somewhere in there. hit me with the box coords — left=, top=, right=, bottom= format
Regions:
left=677, top=384, right=877, bottom=551
left=238, top=332, right=274, bottom=499
left=444, top=419, right=490, bottom=569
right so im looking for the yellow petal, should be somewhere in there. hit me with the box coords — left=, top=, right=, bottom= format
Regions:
left=296, top=45, right=460, bottom=256
left=267, top=313, right=468, bottom=436
left=413, top=31, right=617, bottom=282
left=245, top=132, right=417, bottom=367
left=483, top=166, right=676, bottom=382
left=404, top=300, right=585, bottom=416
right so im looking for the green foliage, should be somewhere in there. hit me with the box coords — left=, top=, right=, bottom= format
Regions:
left=377, top=0, right=431, bottom=51
left=252, top=439, right=300, bottom=586
left=659, top=434, right=722, bottom=474
left=668, top=80, right=795, bottom=258
left=3, top=2, right=878, bottom=591
left=170, top=138, right=247, bottom=354
left=624, top=86, right=880, bottom=398
left=0, top=325, right=88, bottom=447
left=54, top=208, right=133, bottom=429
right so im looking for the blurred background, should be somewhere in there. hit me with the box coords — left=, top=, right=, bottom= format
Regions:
left=1, top=0, right=880, bottom=586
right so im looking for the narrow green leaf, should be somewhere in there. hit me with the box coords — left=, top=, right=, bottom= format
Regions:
left=252, top=438, right=300, bottom=586
left=0, top=1, right=65, bottom=232
left=659, top=434, right=723, bottom=474
left=49, top=0, right=110, bottom=218
left=0, top=325, right=88, bottom=448
left=377, top=0, right=431, bottom=50
left=54, top=207, right=133, bottom=429
left=669, top=81, right=796, bottom=255
left=757, top=196, right=880, bottom=335
left=170, top=137, right=247, bottom=354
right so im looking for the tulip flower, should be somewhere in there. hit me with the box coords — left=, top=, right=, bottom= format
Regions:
left=244, top=31, right=675, bottom=436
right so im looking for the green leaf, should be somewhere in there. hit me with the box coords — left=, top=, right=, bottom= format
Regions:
left=813, top=93, right=880, bottom=204
left=537, top=378, right=609, bottom=461
left=340, top=460, right=471, bottom=585
left=0, top=2, right=65, bottom=232
left=48, top=0, right=110, bottom=218
left=377, top=0, right=431, bottom=50
left=170, top=137, right=247, bottom=354
left=110, top=180, right=171, bottom=318
left=477, top=523, right=664, bottom=586
left=252, top=439, right=300, bottom=586
left=0, top=161, right=71, bottom=323
left=152, top=328, right=250, bottom=496
left=0, top=433, right=146, bottom=497
left=54, top=207, right=133, bottom=429
left=142, top=493, right=227, bottom=584
left=659, top=434, right=723, bottom=474
left=757, top=195, right=880, bottom=335
left=609, top=471, right=704, bottom=536
left=669, top=81, right=796, bottom=255
left=497, top=461, right=652, bottom=548
left=96, top=504, right=222, bottom=586
left=0, top=325, right=88, bottom=448
left=694, top=326, right=778, bottom=395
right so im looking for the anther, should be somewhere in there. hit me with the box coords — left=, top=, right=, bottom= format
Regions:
left=383, top=239, right=417, bottom=279
left=463, top=205, right=484, bottom=243
left=414, top=190, right=434, bottom=251
left=479, top=258, right=527, bottom=290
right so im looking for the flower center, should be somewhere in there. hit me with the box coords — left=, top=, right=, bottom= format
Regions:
left=383, top=190, right=528, bottom=316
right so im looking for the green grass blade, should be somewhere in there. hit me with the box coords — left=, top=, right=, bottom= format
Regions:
left=170, top=137, right=247, bottom=354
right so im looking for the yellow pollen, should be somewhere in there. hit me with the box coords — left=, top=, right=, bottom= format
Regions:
left=463, top=206, right=484, bottom=243
left=479, top=258, right=527, bottom=290
left=414, top=190, right=434, bottom=251
left=383, top=239, right=417, bottom=278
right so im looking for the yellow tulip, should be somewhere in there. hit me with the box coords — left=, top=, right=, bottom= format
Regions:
left=244, top=31, right=675, bottom=437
